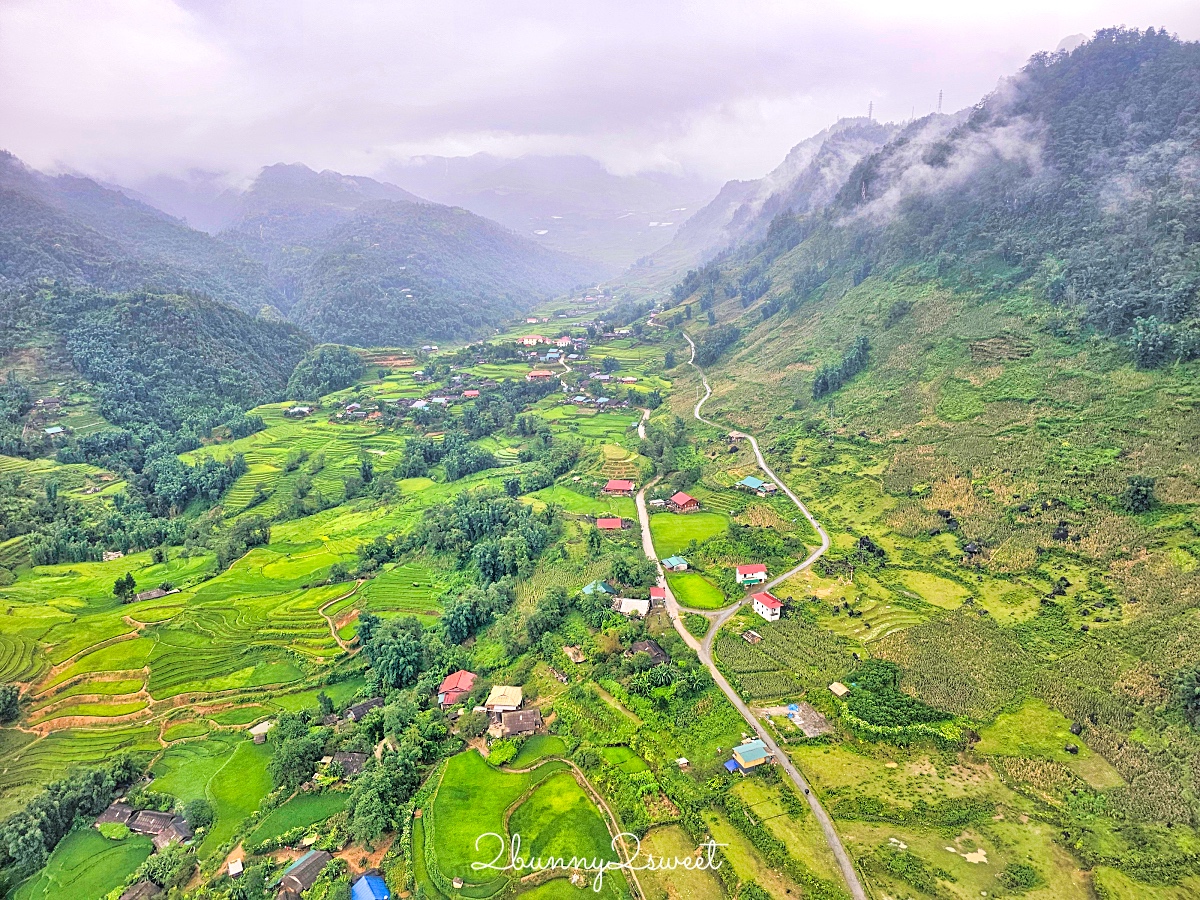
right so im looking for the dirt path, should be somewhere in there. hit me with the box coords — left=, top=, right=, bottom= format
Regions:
left=320, top=579, right=364, bottom=653
left=636, top=321, right=864, bottom=900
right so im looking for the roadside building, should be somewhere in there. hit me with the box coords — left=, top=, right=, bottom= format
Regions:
left=668, top=491, right=700, bottom=513
left=526, top=370, right=555, bottom=381
left=751, top=591, right=782, bottom=622
left=603, top=478, right=635, bottom=494
left=735, top=564, right=768, bottom=586
left=736, top=475, right=765, bottom=492
left=662, top=555, right=688, bottom=571
left=649, top=586, right=667, bottom=606
left=731, top=738, right=771, bottom=771
left=596, top=517, right=624, bottom=530
left=612, top=596, right=650, bottom=617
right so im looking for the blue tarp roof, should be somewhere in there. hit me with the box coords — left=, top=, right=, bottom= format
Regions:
left=724, top=759, right=741, bottom=773
left=352, top=874, right=391, bottom=900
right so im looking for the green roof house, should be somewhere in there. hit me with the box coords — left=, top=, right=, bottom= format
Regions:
left=582, top=579, right=617, bottom=596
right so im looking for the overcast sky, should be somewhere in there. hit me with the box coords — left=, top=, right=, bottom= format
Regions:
left=3, top=0, right=1199, bottom=187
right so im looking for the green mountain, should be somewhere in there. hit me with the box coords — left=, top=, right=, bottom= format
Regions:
left=0, top=286, right=311, bottom=439
left=0, top=152, right=283, bottom=315
left=220, top=163, right=611, bottom=346
left=663, top=27, right=1200, bottom=835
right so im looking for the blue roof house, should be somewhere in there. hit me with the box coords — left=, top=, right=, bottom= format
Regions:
left=352, top=873, right=391, bottom=900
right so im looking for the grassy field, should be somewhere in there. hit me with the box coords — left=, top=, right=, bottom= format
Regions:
left=427, top=751, right=566, bottom=890
left=13, top=827, right=153, bottom=900
left=648, top=511, right=729, bottom=558
left=509, top=735, right=568, bottom=768
left=667, top=571, right=727, bottom=609
left=247, top=791, right=350, bottom=849
left=508, top=771, right=626, bottom=897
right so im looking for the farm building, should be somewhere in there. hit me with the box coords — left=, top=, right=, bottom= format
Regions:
left=229, top=859, right=244, bottom=878
left=736, top=475, right=765, bottom=492
left=596, top=517, right=624, bottom=530
left=121, top=882, right=162, bottom=900
left=649, top=586, right=667, bottom=605
left=526, top=370, right=555, bottom=381
left=152, top=818, right=193, bottom=851
left=129, top=809, right=177, bottom=837
left=612, top=596, right=650, bottom=617
left=134, top=587, right=178, bottom=602
left=345, top=698, right=384, bottom=721
left=829, top=682, right=850, bottom=698
left=628, top=639, right=669, bottom=666
left=668, top=491, right=700, bottom=513
left=351, top=873, right=391, bottom=900
left=485, top=685, right=523, bottom=713
left=279, top=850, right=333, bottom=896
left=736, top=564, right=768, bottom=585
left=563, top=645, right=587, bottom=663
left=437, top=670, right=477, bottom=708
left=501, top=708, right=543, bottom=737
left=582, top=579, right=617, bottom=596
left=662, top=555, right=688, bottom=571
left=742, top=630, right=762, bottom=644
left=731, top=738, right=771, bottom=770
left=95, top=801, right=135, bottom=827
left=249, top=720, right=273, bottom=743
left=462, top=389, right=480, bottom=398
left=43, top=425, right=64, bottom=436
left=752, top=591, right=782, bottom=622
left=285, top=406, right=313, bottom=418
left=332, top=751, right=368, bottom=777
left=603, top=478, right=635, bottom=494
left=728, top=431, right=747, bottom=442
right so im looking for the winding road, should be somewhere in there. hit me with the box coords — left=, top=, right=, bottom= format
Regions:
left=634, top=329, right=865, bottom=900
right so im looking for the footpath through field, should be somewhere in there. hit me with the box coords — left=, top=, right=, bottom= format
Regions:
left=635, top=325, right=864, bottom=900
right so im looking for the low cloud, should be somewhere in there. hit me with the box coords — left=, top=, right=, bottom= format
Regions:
left=1, top=1, right=1198, bottom=185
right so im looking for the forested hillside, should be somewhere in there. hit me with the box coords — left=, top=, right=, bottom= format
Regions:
left=658, top=29, right=1200, bottom=875
left=705, top=27, right=1200, bottom=355
left=0, top=286, right=310, bottom=437
left=219, top=164, right=609, bottom=345
left=0, top=153, right=283, bottom=315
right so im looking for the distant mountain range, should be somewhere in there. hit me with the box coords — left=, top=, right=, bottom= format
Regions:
left=614, top=117, right=899, bottom=295
left=0, top=155, right=607, bottom=346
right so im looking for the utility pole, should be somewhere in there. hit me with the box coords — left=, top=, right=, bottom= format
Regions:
left=937, top=90, right=943, bottom=114
left=868, top=101, right=873, bottom=121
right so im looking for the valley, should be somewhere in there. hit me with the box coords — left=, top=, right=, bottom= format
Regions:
left=0, top=23, right=1196, bottom=900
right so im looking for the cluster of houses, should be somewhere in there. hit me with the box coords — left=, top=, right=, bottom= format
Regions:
left=264, top=850, right=391, bottom=900
left=97, top=802, right=193, bottom=851
left=435, top=669, right=545, bottom=740
left=581, top=578, right=667, bottom=618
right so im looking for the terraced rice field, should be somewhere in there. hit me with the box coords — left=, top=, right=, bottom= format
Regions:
left=358, top=562, right=446, bottom=621
left=12, top=826, right=153, bottom=900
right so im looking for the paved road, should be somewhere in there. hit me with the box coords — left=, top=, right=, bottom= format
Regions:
left=635, top=327, right=866, bottom=900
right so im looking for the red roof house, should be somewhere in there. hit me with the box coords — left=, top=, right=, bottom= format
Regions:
left=462, top=389, right=480, bottom=398
left=526, top=370, right=555, bottom=381
left=751, top=591, right=782, bottom=622
left=736, top=563, right=768, bottom=585
left=603, top=479, right=635, bottom=494
left=668, top=491, right=700, bottom=512
left=596, top=517, right=624, bottom=530
left=437, top=670, right=477, bottom=708
left=649, top=586, right=667, bottom=602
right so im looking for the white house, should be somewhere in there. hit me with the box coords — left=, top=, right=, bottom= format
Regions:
left=736, top=563, right=768, bottom=585
left=751, top=591, right=782, bottom=622
left=613, top=597, right=650, bottom=617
